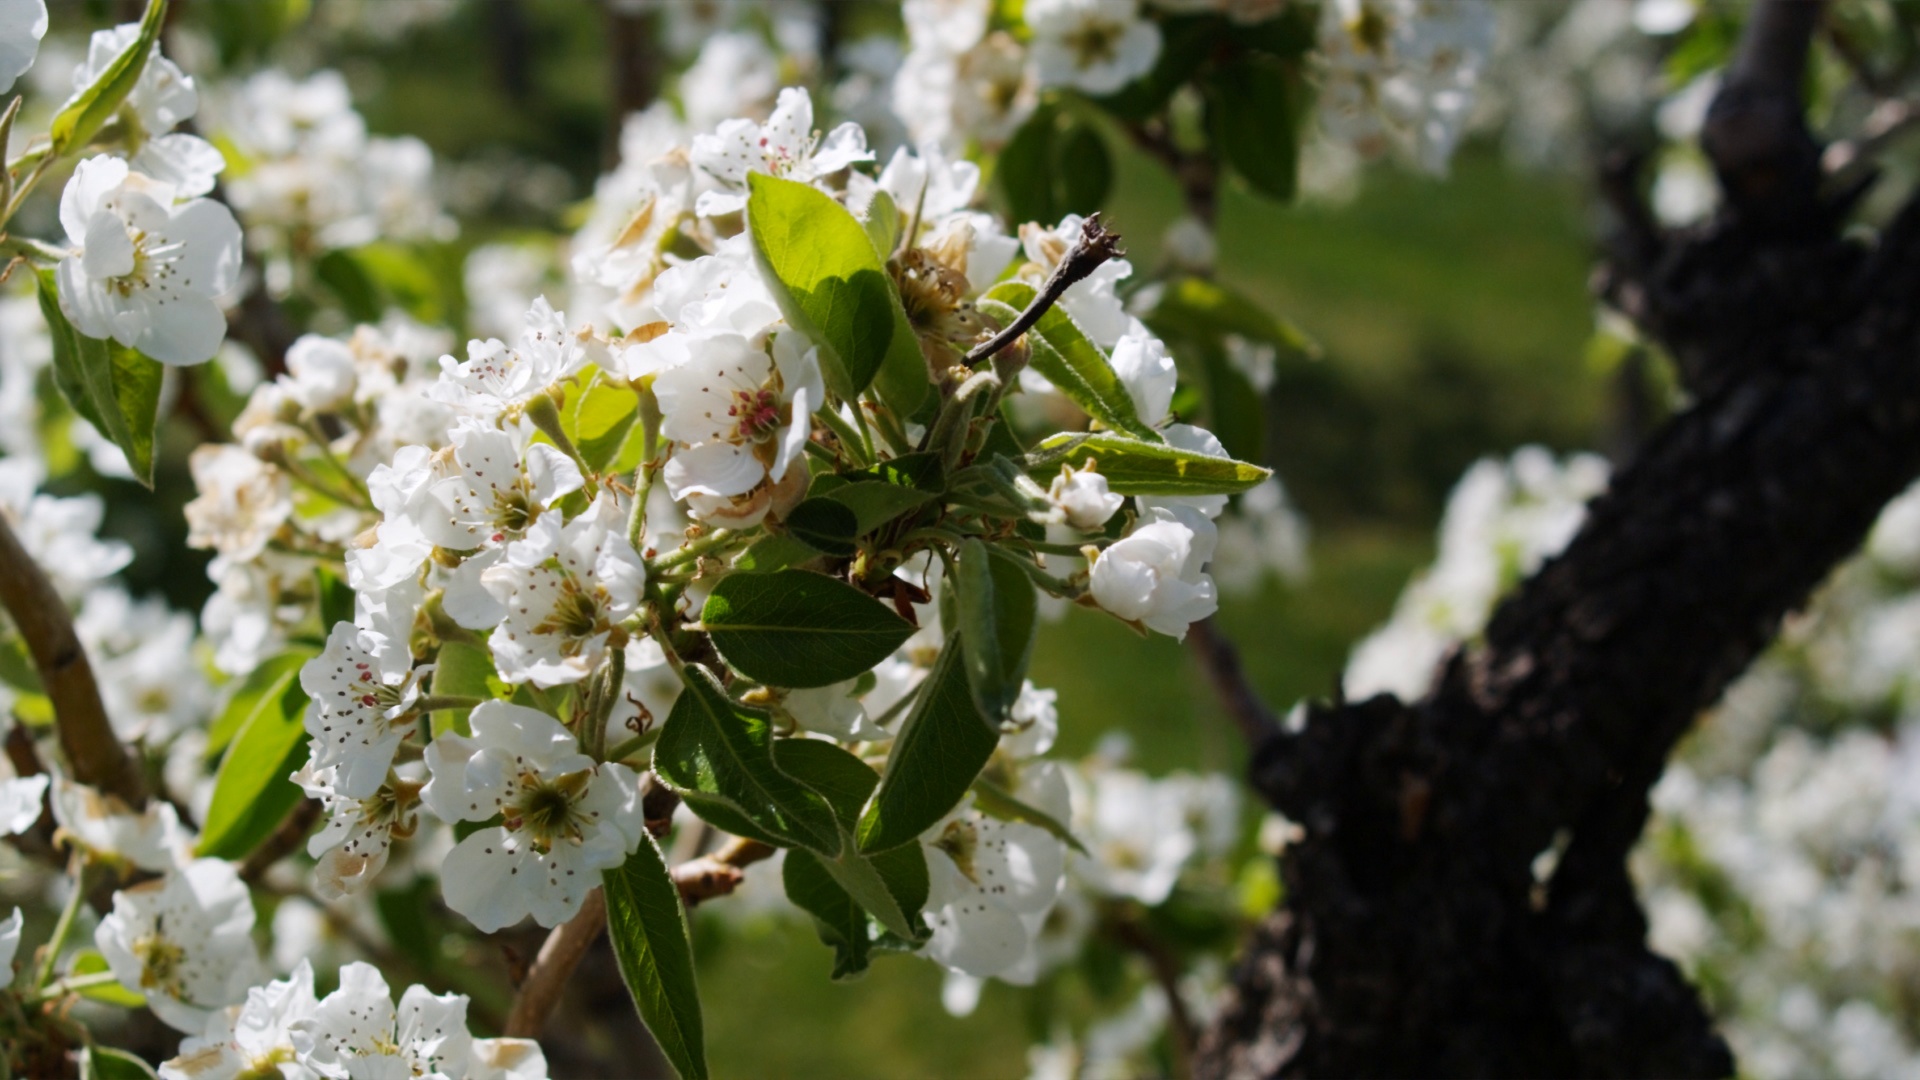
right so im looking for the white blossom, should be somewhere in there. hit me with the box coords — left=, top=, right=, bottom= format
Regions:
left=1089, top=504, right=1220, bottom=640
left=183, top=444, right=293, bottom=562
left=421, top=701, right=645, bottom=932
left=160, top=959, right=319, bottom=1080
left=300, top=622, right=427, bottom=799
left=0, top=458, right=132, bottom=602
left=1046, top=464, right=1123, bottom=531
left=51, top=777, right=189, bottom=871
left=95, top=858, right=264, bottom=1034
left=479, top=495, right=646, bottom=687
left=690, top=86, right=872, bottom=217
left=434, top=297, right=590, bottom=419
left=295, top=764, right=420, bottom=901
left=651, top=329, right=822, bottom=525
left=290, top=961, right=548, bottom=1079
left=0, top=0, right=44, bottom=94
left=56, top=156, right=243, bottom=365
left=1026, top=0, right=1163, bottom=96
left=921, top=764, right=1071, bottom=980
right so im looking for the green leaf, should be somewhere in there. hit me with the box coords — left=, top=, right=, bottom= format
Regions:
left=972, top=778, right=1087, bottom=855
left=653, top=665, right=842, bottom=855
left=207, top=651, right=313, bottom=756
left=1026, top=431, right=1269, bottom=496
left=316, top=567, right=356, bottom=632
left=315, top=248, right=383, bottom=323
left=782, top=498, right=859, bottom=558
left=430, top=641, right=495, bottom=735
left=571, top=373, right=642, bottom=472
left=856, top=639, right=998, bottom=854
left=37, top=270, right=165, bottom=488
left=820, top=452, right=945, bottom=534
left=981, top=281, right=1159, bottom=441
left=68, top=951, right=145, bottom=1008
left=862, top=188, right=900, bottom=261
left=771, top=740, right=927, bottom=941
left=952, top=540, right=1037, bottom=723
left=731, top=533, right=822, bottom=574
left=783, top=848, right=872, bottom=979
left=745, top=173, right=928, bottom=415
left=1198, top=340, right=1266, bottom=465
left=1145, top=276, right=1317, bottom=360
left=997, top=108, right=1113, bottom=221
left=198, top=665, right=309, bottom=860
left=1056, top=121, right=1114, bottom=218
left=49, top=0, right=166, bottom=155
left=1207, top=53, right=1302, bottom=202
left=997, top=106, right=1061, bottom=227
left=702, top=569, right=914, bottom=689
left=80, top=1046, right=158, bottom=1080
left=603, top=832, right=708, bottom=1080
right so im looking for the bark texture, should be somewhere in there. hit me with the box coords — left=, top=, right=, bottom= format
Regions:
left=1195, top=2, right=1920, bottom=1075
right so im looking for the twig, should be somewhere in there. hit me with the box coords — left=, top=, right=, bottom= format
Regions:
left=965, top=214, right=1125, bottom=368
left=1111, top=912, right=1197, bottom=1080
left=1185, top=617, right=1280, bottom=747
left=240, top=797, right=321, bottom=883
left=505, top=887, right=607, bottom=1038
left=1825, top=96, right=1920, bottom=186
left=671, top=836, right=775, bottom=908
left=0, top=514, right=144, bottom=806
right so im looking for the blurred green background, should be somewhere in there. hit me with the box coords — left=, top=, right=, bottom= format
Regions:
left=51, top=2, right=1610, bottom=1074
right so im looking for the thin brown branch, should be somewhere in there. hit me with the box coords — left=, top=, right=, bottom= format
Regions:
left=1185, top=617, right=1280, bottom=746
left=239, top=797, right=321, bottom=883
left=0, top=514, right=144, bottom=806
left=965, top=213, right=1125, bottom=367
left=672, top=835, right=775, bottom=909
left=1112, top=912, right=1197, bottom=1080
left=505, top=887, right=607, bottom=1038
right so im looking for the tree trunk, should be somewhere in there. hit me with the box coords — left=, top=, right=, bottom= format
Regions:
left=1194, top=3, right=1920, bottom=1075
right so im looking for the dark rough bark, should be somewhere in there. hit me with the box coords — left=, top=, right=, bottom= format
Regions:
left=1194, top=2, right=1920, bottom=1075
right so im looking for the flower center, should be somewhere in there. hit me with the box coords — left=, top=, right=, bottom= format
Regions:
left=503, top=769, right=594, bottom=854
left=1065, top=20, right=1124, bottom=67
left=727, top=388, right=783, bottom=442
left=532, top=579, right=607, bottom=650
left=133, top=932, right=186, bottom=996
left=935, top=819, right=981, bottom=884
left=350, top=661, right=410, bottom=712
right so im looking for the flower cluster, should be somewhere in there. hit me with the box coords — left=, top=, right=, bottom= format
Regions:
left=1316, top=0, right=1497, bottom=175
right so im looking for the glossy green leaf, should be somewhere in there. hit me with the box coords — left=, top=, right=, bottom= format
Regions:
left=857, top=639, right=998, bottom=854
left=1199, top=341, right=1266, bottom=464
left=429, top=641, right=495, bottom=736
left=604, top=832, right=708, bottom=1080
left=653, top=665, right=842, bottom=855
left=997, top=106, right=1061, bottom=226
left=207, top=651, right=313, bottom=756
left=1145, top=276, right=1317, bottom=360
left=316, top=567, right=355, bottom=632
left=782, top=498, right=859, bottom=558
left=37, top=269, right=165, bottom=488
left=862, top=188, right=900, bottom=261
left=1056, top=121, right=1114, bottom=218
left=731, top=533, right=821, bottom=574
left=198, top=666, right=309, bottom=860
left=783, top=849, right=871, bottom=979
left=1026, top=431, right=1270, bottom=496
left=1208, top=53, right=1302, bottom=202
left=820, top=452, right=945, bottom=534
left=981, top=282, right=1159, bottom=442
left=746, top=173, right=928, bottom=415
left=49, top=0, right=166, bottom=155
left=773, top=738, right=926, bottom=942
left=571, top=374, right=642, bottom=472
left=702, top=569, right=914, bottom=689
left=952, top=540, right=1037, bottom=723
left=80, top=1046, right=158, bottom=1080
